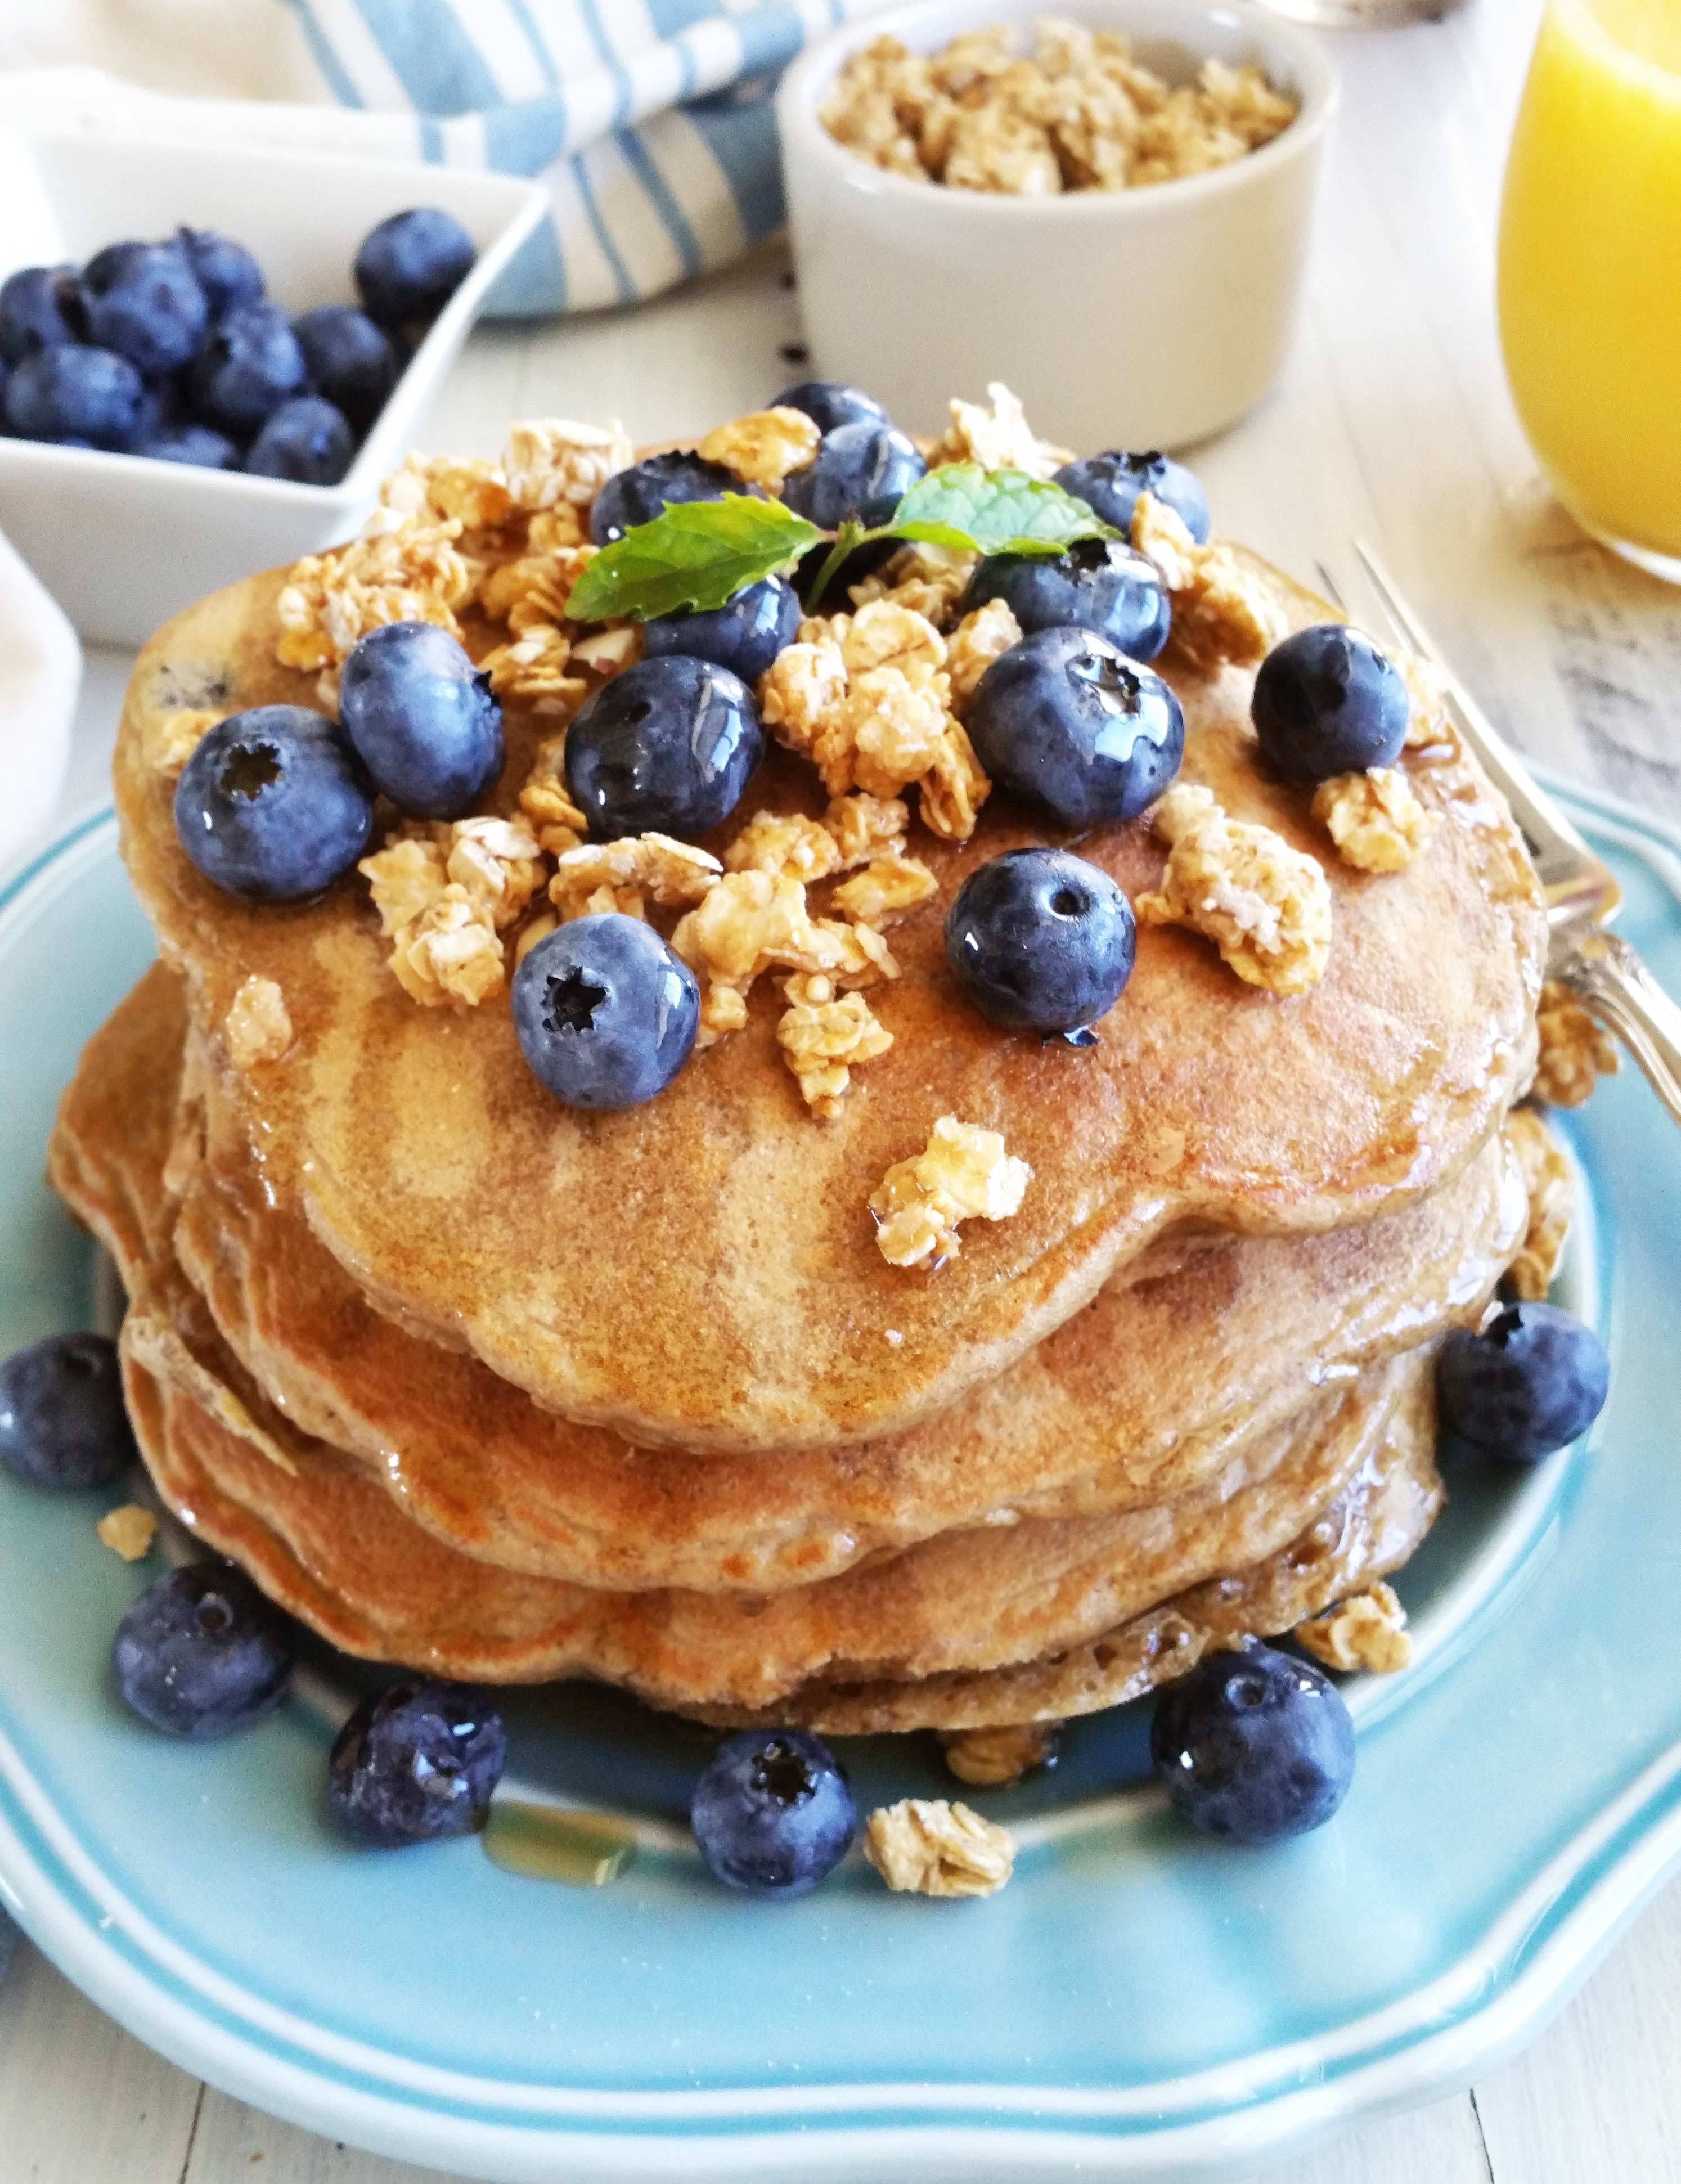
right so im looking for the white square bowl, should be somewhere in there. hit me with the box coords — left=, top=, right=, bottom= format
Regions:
left=0, top=129, right=548, bottom=647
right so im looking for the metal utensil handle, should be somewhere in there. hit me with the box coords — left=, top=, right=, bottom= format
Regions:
left=1556, top=932, right=1681, bottom=1127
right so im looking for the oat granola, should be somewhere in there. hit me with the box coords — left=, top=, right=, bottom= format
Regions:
left=1532, top=979, right=1619, bottom=1108
left=502, top=416, right=633, bottom=513
left=96, top=1504, right=159, bottom=1563
left=1136, top=782, right=1332, bottom=995
left=518, top=734, right=589, bottom=856
left=848, top=542, right=978, bottom=628
left=1312, top=766, right=1439, bottom=874
left=927, top=380, right=1071, bottom=480
left=276, top=514, right=479, bottom=698
left=549, top=834, right=721, bottom=923
left=1505, top=1106, right=1573, bottom=1302
left=360, top=818, right=543, bottom=1009
left=863, top=1797, right=1016, bottom=1896
left=1130, top=492, right=1286, bottom=671
left=824, top=792, right=911, bottom=867
left=671, top=870, right=897, bottom=1046
left=940, top=1720, right=1061, bottom=1787
left=377, top=451, right=515, bottom=533
left=1296, top=1581, right=1413, bottom=1675
left=943, top=599, right=1023, bottom=713
left=724, top=811, right=843, bottom=885
left=871, top=1114, right=1032, bottom=1268
left=776, top=986, right=894, bottom=1118
left=222, top=977, right=293, bottom=1069
left=142, top=705, right=222, bottom=776
left=696, top=407, right=822, bottom=491
left=831, top=852, right=939, bottom=927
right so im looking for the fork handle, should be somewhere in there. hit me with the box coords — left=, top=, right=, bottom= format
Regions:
left=1554, top=932, right=1681, bottom=1127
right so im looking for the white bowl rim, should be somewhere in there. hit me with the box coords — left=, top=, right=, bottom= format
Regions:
left=778, top=0, right=1340, bottom=219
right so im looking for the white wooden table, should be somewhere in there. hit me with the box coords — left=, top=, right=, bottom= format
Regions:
left=7, top=0, right=1681, bottom=2173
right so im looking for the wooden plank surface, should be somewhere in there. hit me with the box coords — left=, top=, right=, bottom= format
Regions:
left=10, top=0, right=1681, bottom=2175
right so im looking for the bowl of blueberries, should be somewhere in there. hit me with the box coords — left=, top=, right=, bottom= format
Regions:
left=0, top=128, right=548, bottom=646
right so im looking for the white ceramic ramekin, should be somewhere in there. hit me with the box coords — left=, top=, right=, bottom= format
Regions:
left=0, top=129, right=547, bottom=648
left=776, top=0, right=1337, bottom=453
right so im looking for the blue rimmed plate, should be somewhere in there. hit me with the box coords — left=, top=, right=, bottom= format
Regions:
left=1, top=775, right=1678, bottom=2183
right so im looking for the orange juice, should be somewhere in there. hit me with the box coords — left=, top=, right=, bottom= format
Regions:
left=1498, top=0, right=1681, bottom=574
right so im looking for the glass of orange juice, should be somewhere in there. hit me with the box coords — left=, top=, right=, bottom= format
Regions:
left=1499, top=0, right=1681, bottom=579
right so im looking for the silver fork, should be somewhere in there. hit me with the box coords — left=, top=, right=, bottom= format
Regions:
left=1314, top=542, right=1681, bottom=1126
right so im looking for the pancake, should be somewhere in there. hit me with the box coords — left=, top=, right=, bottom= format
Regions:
left=114, top=551, right=1545, bottom=1454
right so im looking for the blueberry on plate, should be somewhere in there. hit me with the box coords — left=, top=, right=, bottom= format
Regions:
left=244, top=394, right=355, bottom=486
left=781, top=418, right=926, bottom=531
left=138, top=421, right=239, bottom=469
left=80, top=241, right=208, bottom=378
left=0, top=265, right=85, bottom=365
left=963, top=538, right=1170, bottom=662
left=588, top=450, right=740, bottom=545
left=353, top=207, right=477, bottom=330
left=1437, top=1301, right=1609, bottom=1463
left=186, top=300, right=309, bottom=437
left=113, top=1562, right=295, bottom=1740
left=512, top=914, right=700, bottom=1110
left=172, top=226, right=266, bottom=318
left=642, top=573, right=801, bottom=686
left=691, top=1729, right=856, bottom=1898
left=1151, top=1643, right=1356, bottom=1844
left=3, top=344, right=144, bottom=449
left=292, top=304, right=399, bottom=432
left=174, top=705, right=374, bottom=902
left=328, top=1678, right=506, bottom=1848
left=0, top=1333, right=136, bottom=1490
left=1251, top=624, right=1410, bottom=782
left=1055, top=449, right=1211, bottom=543
left=565, top=653, right=763, bottom=839
left=771, top=378, right=888, bottom=435
left=340, top=620, right=504, bottom=818
left=967, top=626, right=1184, bottom=831
left=946, top=847, right=1135, bottom=1035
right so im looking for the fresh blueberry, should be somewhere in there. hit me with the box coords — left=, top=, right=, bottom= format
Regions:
left=132, top=374, right=184, bottom=444
left=1151, top=1643, right=1356, bottom=1844
left=244, top=394, right=355, bottom=486
left=340, top=621, right=503, bottom=819
left=690, top=1729, right=856, bottom=1898
left=292, top=304, right=399, bottom=432
left=186, top=301, right=309, bottom=436
left=327, top=1678, right=505, bottom=1848
left=642, top=574, right=801, bottom=686
left=81, top=242, right=208, bottom=377
left=565, top=654, right=763, bottom=839
left=781, top=419, right=926, bottom=531
left=963, top=538, right=1170, bottom=662
left=771, top=378, right=888, bottom=435
left=113, top=1562, right=295, bottom=1740
left=80, top=241, right=153, bottom=294
left=0, top=1333, right=136, bottom=1490
left=589, top=450, right=739, bottom=545
left=174, top=705, right=374, bottom=902
left=1251, top=624, right=1410, bottom=782
left=1437, top=1302, right=1609, bottom=1463
left=138, top=422, right=239, bottom=469
left=353, top=207, right=476, bottom=330
left=968, top=626, right=1184, bottom=830
left=946, top=848, right=1135, bottom=1035
left=0, top=265, right=84, bottom=365
left=1055, top=449, right=1211, bottom=543
left=173, top=226, right=266, bottom=318
left=2, top=344, right=143, bottom=449
left=512, top=914, right=700, bottom=1110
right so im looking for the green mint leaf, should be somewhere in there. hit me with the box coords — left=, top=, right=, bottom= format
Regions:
left=888, top=464, right=1120, bottom=558
left=565, top=495, right=822, bottom=622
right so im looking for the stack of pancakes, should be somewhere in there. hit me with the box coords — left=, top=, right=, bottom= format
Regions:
left=49, top=538, right=1547, bottom=1737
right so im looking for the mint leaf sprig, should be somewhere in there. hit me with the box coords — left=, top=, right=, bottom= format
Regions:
left=563, top=465, right=1120, bottom=626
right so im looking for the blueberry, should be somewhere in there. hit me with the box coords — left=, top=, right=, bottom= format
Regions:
left=1437, top=1302, right=1609, bottom=1463
left=0, top=266, right=84, bottom=365
left=81, top=242, right=208, bottom=377
left=292, top=304, right=399, bottom=432
left=968, top=626, right=1184, bottom=831
left=781, top=419, right=925, bottom=531
left=353, top=208, right=476, bottom=330
left=0, top=1333, right=136, bottom=1490
left=1251, top=624, right=1410, bottom=783
left=946, top=847, right=1135, bottom=1035
left=113, top=1562, right=294, bottom=1740
left=133, top=374, right=184, bottom=444
left=174, top=705, right=374, bottom=902
left=1055, top=450, right=1211, bottom=544
left=138, top=422, right=239, bottom=469
left=3, top=344, right=143, bottom=449
left=511, top=915, right=699, bottom=1110
left=80, top=241, right=153, bottom=294
left=690, top=1729, right=856, bottom=1898
left=642, top=574, right=801, bottom=686
left=244, top=394, right=355, bottom=486
left=565, top=654, right=763, bottom=840
left=328, top=1678, right=505, bottom=1848
left=588, top=450, right=738, bottom=545
left=173, top=226, right=266, bottom=318
left=771, top=378, right=888, bottom=435
left=963, top=538, right=1170, bottom=662
left=1151, top=1643, right=1355, bottom=1844
left=340, top=621, right=503, bottom=818
left=186, top=301, right=309, bottom=436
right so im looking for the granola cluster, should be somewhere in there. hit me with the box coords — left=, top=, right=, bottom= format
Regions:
left=1312, top=765, right=1438, bottom=874
left=359, top=817, right=545, bottom=1009
left=97, top=1504, right=159, bottom=1562
left=1136, top=783, right=1332, bottom=995
left=277, top=514, right=480, bottom=704
left=1504, top=1106, right=1573, bottom=1303
left=1296, top=1581, right=1413, bottom=1675
left=222, top=976, right=293, bottom=1069
left=848, top=541, right=978, bottom=627
left=1131, top=491, right=1287, bottom=672
left=925, top=381, right=1071, bottom=481
left=940, top=1720, right=1061, bottom=1787
left=821, top=19, right=1295, bottom=195
left=776, top=980, right=895, bottom=1120
left=1532, top=979, right=1619, bottom=1108
left=863, top=1797, right=1016, bottom=1897
left=696, top=406, right=822, bottom=491
left=549, top=833, right=721, bottom=923
left=142, top=705, right=222, bottom=776
left=871, top=1114, right=1033, bottom=1269
left=671, top=869, right=896, bottom=1047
